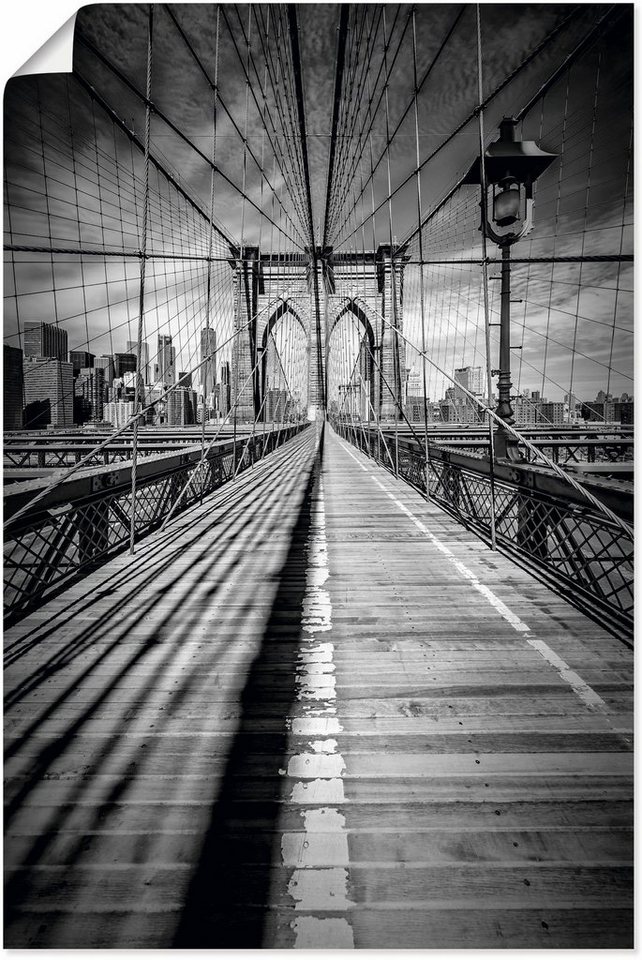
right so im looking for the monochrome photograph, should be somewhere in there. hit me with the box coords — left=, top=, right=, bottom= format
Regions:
left=3, top=2, right=633, bottom=950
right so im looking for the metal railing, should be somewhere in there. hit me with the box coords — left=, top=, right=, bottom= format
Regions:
left=4, top=424, right=309, bottom=625
left=332, top=420, right=633, bottom=638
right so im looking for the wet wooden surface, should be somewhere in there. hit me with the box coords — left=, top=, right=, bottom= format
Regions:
left=4, top=424, right=633, bottom=949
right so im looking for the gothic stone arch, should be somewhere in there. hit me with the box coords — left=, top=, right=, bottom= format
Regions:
left=231, top=246, right=406, bottom=421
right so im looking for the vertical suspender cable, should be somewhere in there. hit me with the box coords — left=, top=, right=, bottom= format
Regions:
left=287, top=5, right=324, bottom=415
left=130, top=3, right=154, bottom=555
left=234, top=6, right=252, bottom=469
left=382, top=6, right=402, bottom=457
left=475, top=4, right=497, bottom=550
left=201, top=4, right=220, bottom=501
left=411, top=8, right=432, bottom=500
left=568, top=51, right=601, bottom=421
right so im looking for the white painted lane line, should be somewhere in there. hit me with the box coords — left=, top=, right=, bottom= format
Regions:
left=337, top=440, right=607, bottom=714
left=526, top=637, right=608, bottom=710
left=280, top=474, right=355, bottom=947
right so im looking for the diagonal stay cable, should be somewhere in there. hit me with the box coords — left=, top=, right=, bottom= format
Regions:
left=334, top=5, right=584, bottom=250
left=75, top=31, right=305, bottom=251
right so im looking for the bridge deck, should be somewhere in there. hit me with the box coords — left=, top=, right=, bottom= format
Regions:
left=4, top=426, right=633, bottom=949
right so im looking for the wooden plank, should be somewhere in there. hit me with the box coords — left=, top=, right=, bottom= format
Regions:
left=3, top=426, right=633, bottom=949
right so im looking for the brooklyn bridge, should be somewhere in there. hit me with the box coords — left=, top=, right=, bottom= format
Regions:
left=3, top=3, right=633, bottom=950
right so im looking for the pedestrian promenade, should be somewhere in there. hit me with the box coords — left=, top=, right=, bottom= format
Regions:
left=4, top=425, right=633, bottom=949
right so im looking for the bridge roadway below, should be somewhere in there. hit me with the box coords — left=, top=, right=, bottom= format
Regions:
left=4, top=425, right=633, bottom=949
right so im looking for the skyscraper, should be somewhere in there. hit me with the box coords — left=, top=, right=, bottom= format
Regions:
left=200, top=327, right=217, bottom=395
left=218, top=362, right=230, bottom=417
left=126, top=340, right=149, bottom=383
left=23, top=321, right=68, bottom=361
left=154, top=335, right=175, bottom=385
left=454, top=366, right=483, bottom=400
left=113, top=353, right=137, bottom=379
left=4, top=345, right=24, bottom=430
left=166, top=387, right=196, bottom=425
left=23, top=358, right=73, bottom=428
left=77, top=367, right=106, bottom=422
left=94, top=355, right=115, bottom=388
left=69, top=351, right=94, bottom=374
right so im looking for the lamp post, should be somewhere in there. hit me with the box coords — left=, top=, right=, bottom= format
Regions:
left=465, top=118, right=557, bottom=460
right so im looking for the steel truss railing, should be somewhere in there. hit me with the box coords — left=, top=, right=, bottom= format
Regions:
left=405, top=439, right=634, bottom=467
left=4, top=445, right=192, bottom=470
left=3, top=424, right=309, bottom=625
left=332, top=420, right=633, bottom=639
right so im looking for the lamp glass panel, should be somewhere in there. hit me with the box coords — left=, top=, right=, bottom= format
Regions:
left=493, top=186, right=521, bottom=227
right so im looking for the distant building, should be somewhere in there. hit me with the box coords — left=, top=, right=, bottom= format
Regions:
left=405, top=397, right=433, bottom=424
left=75, top=366, right=105, bottom=423
left=178, top=371, right=192, bottom=389
left=23, top=358, right=73, bottom=428
left=155, top=335, right=175, bottom=385
left=4, top=345, right=24, bottom=430
left=113, top=353, right=137, bottom=379
left=200, top=327, right=217, bottom=396
left=582, top=400, right=634, bottom=424
left=539, top=402, right=565, bottom=425
left=103, top=400, right=135, bottom=428
left=69, top=350, right=94, bottom=374
left=266, top=388, right=288, bottom=422
left=514, top=397, right=538, bottom=426
left=94, top=355, right=115, bottom=388
left=126, top=340, right=149, bottom=383
left=23, top=321, right=68, bottom=361
left=454, top=366, right=483, bottom=401
left=406, top=369, right=424, bottom=400
left=166, top=386, right=196, bottom=425
left=218, top=363, right=231, bottom=417
left=144, top=385, right=165, bottom=425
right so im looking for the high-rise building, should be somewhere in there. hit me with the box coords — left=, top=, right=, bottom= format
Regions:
left=178, top=371, right=192, bottom=389
left=23, top=358, right=73, bottom=428
left=405, top=397, right=433, bottom=424
left=514, top=396, right=538, bottom=425
left=200, top=327, right=217, bottom=396
left=454, top=366, right=483, bottom=400
left=166, top=386, right=196, bottom=425
left=77, top=367, right=106, bottom=422
left=406, top=369, right=424, bottom=399
left=218, top=362, right=231, bottom=417
left=154, top=335, right=176, bottom=385
left=103, top=400, right=135, bottom=427
left=69, top=350, right=94, bottom=374
left=94, top=355, right=115, bottom=388
left=4, top=345, right=24, bottom=430
left=113, top=353, right=137, bottom=379
left=23, top=321, right=68, bottom=361
left=266, top=388, right=288, bottom=422
left=73, top=372, right=91, bottom=424
left=539, top=401, right=565, bottom=425
left=126, top=340, right=150, bottom=383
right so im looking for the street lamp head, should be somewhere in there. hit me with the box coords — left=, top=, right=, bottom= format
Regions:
left=493, top=178, right=521, bottom=227
left=465, top=117, right=558, bottom=240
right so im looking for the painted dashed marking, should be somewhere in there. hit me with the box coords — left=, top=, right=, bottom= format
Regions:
left=338, top=439, right=607, bottom=713
left=281, top=472, right=355, bottom=947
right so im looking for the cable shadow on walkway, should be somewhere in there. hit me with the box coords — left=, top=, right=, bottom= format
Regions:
left=172, top=432, right=324, bottom=948
left=4, top=433, right=321, bottom=945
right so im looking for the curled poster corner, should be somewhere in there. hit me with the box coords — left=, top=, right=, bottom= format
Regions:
left=12, top=13, right=77, bottom=78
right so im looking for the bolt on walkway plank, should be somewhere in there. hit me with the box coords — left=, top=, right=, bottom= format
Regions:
left=4, top=425, right=632, bottom=949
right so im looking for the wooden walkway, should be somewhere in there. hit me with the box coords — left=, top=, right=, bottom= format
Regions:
left=4, top=425, right=633, bottom=949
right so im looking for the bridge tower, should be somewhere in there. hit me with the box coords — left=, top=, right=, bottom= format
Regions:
left=230, top=245, right=407, bottom=421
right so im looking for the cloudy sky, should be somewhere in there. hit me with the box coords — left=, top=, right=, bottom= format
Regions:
left=4, top=3, right=633, bottom=403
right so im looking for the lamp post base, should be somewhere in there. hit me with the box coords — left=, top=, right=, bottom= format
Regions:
left=494, top=425, right=523, bottom=462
